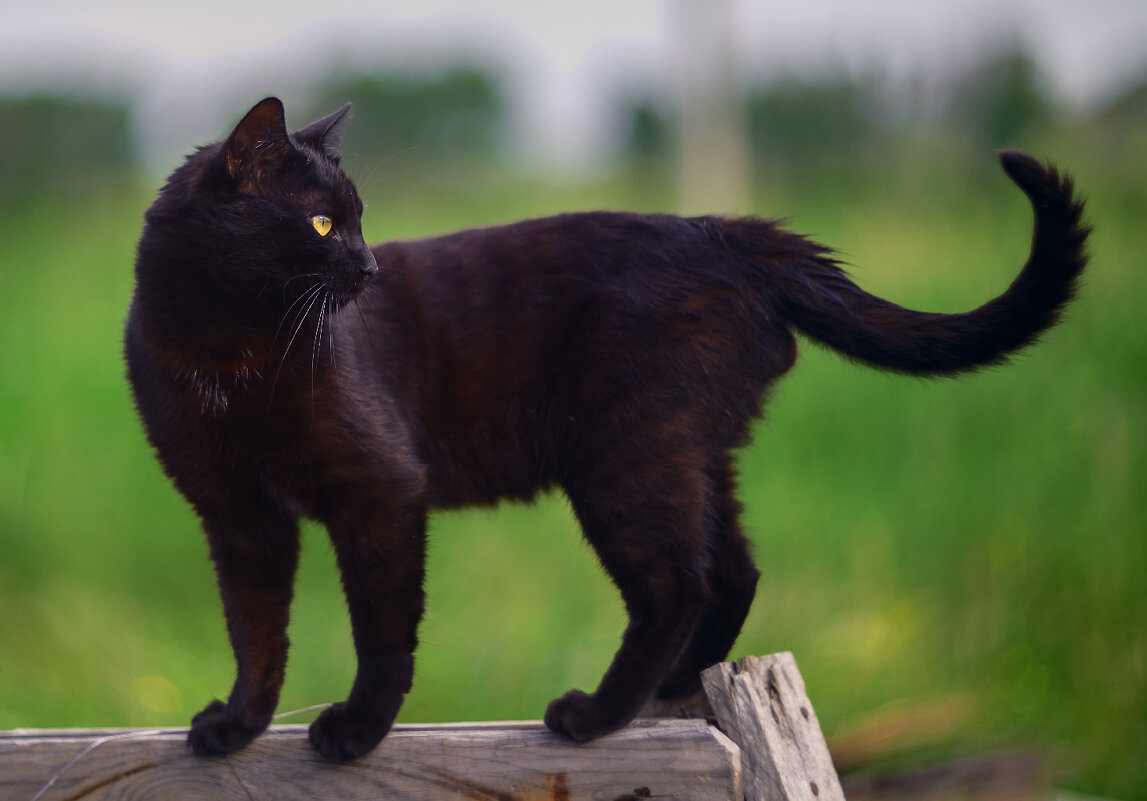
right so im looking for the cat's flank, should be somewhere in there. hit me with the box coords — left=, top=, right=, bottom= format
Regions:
left=125, top=97, right=1088, bottom=761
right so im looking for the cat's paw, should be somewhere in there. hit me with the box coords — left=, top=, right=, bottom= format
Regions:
left=544, top=689, right=626, bottom=743
left=187, top=700, right=267, bottom=756
left=308, top=702, right=392, bottom=761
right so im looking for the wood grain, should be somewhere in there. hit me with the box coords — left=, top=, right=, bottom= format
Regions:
left=702, top=653, right=844, bottom=801
left=1, top=719, right=741, bottom=801
left=4, top=653, right=848, bottom=801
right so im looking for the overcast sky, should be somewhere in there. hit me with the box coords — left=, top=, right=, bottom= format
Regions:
left=2, top=0, right=1145, bottom=167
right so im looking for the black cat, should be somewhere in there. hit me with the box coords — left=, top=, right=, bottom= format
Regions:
left=125, top=97, right=1088, bottom=761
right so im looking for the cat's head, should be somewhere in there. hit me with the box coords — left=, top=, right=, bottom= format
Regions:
left=139, top=97, right=378, bottom=332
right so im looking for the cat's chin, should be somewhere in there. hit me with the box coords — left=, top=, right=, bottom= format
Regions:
left=330, top=287, right=364, bottom=312
left=330, top=269, right=375, bottom=310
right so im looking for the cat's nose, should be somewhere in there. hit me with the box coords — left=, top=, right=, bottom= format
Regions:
left=360, top=251, right=379, bottom=279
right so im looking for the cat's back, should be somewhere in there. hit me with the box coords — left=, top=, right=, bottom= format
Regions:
left=364, top=211, right=755, bottom=319
left=355, top=211, right=793, bottom=456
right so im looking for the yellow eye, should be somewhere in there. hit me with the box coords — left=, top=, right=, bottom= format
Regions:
left=311, top=215, right=332, bottom=237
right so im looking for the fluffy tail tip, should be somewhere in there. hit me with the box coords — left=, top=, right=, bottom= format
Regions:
left=997, top=149, right=1074, bottom=208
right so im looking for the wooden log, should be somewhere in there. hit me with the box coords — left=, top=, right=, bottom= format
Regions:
left=3, top=653, right=844, bottom=801
left=0, top=719, right=741, bottom=801
left=702, top=653, right=845, bottom=801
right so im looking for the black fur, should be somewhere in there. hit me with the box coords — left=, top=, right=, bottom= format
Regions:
left=125, top=98, right=1089, bottom=761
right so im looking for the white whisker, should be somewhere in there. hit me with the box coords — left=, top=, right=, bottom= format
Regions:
left=310, top=292, right=330, bottom=415
left=271, top=281, right=323, bottom=353
left=281, top=272, right=327, bottom=306
left=328, top=298, right=340, bottom=381
left=284, top=285, right=324, bottom=368
left=266, top=283, right=325, bottom=413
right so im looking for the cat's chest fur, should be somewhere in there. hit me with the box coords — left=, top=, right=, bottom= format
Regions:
left=128, top=317, right=408, bottom=517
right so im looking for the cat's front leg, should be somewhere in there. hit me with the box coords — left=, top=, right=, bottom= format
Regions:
left=308, top=499, right=428, bottom=761
left=187, top=492, right=301, bottom=756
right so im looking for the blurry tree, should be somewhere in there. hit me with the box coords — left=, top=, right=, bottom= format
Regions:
left=1075, top=72, right=1147, bottom=155
left=613, top=75, right=888, bottom=173
left=618, top=98, right=674, bottom=164
left=1091, top=75, right=1147, bottom=125
left=308, top=67, right=506, bottom=174
left=612, top=47, right=1068, bottom=179
left=946, top=47, right=1057, bottom=146
left=0, top=94, right=136, bottom=204
left=1072, top=75, right=1147, bottom=192
left=744, top=76, right=884, bottom=165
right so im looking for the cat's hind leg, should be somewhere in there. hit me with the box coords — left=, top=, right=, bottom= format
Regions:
left=548, top=442, right=713, bottom=741
left=655, top=458, right=759, bottom=700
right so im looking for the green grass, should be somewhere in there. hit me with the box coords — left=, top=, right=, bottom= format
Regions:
left=0, top=135, right=1143, bottom=799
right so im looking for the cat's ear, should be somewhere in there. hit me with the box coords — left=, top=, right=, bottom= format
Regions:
left=223, top=97, right=292, bottom=188
left=294, top=102, right=352, bottom=158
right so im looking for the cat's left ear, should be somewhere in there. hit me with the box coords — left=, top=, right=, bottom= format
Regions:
left=224, top=97, right=292, bottom=188
left=294, top=103, right=352, bottom=159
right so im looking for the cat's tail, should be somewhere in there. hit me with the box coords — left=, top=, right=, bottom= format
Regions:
left=729, top=151, right=1089, bottom=376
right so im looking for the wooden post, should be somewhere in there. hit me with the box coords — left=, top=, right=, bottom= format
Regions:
left=702, top=653, right=846, bottom=801
left=669, top=0, right=750, bottom=216
left=1, top=653, right=844, bottom=801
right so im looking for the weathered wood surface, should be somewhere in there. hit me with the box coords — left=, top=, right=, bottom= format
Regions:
left=0, top=719, right=741, bottom=801
left=702, top=653, right=845, bottom=801
left=2, top=653, right=846, bottom=801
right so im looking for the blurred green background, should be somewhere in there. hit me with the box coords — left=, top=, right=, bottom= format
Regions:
left=1, top=8, right=1145, bottom=801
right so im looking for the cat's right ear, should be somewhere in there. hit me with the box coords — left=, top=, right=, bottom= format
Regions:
left=222, top=97, right=292, bottom=191
left=294, top=102, right=352, bottom=159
